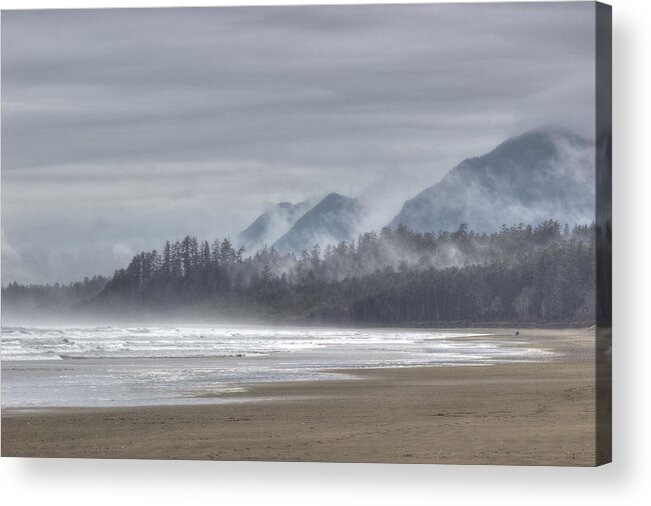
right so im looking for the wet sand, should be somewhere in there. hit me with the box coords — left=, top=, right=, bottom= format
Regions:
left=1, top=328, right=600, bottom=465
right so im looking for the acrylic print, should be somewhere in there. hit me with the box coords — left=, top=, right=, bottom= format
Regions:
left=1, top=2, right=611, bottom=465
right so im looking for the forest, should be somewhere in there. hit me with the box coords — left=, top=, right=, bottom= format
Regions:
left=2, top=275, right=109, bottom=322
left=2, top=220, right=595, bottom=325
left=1, top=219, right=595, bottom=326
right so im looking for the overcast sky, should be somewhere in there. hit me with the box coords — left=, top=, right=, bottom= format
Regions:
left=1, top=3, right=596, bottom=284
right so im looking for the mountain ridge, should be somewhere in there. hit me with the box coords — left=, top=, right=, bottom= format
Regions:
left=237, top=201, right=311, bottom=253
left=390, top=126, right=595, bottom=233
left=272, top=192, right=365, bottom=254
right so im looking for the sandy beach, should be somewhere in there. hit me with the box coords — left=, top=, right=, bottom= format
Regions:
left=1, top=328, right=601, bottom=465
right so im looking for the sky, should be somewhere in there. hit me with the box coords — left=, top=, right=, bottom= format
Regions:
left=1, top=2, right=596, bottom=284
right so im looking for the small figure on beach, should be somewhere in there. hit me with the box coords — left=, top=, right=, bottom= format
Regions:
left=515, top=330, right=520, bottom=336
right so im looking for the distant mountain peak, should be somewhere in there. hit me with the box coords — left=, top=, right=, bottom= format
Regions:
left=390, top=127, right=594, bottom=233
left=522, top=124, right=591, bottom=138
left=321, top=192, right=347, bottom=202
left=485, top=125, right=591, bottom=157
left=238, top=200, right=311, bottom=253
left=273, top=193, right=364, bottom=254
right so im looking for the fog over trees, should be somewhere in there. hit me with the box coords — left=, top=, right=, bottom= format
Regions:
left=3, top=220, right=596, bottom=326
left=2, top=276, right=109, bottom=322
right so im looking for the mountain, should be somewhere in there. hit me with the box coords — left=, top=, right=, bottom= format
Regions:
left=238, top=201, right=311, bottom=253
left=273, top=193, right=365, bottom=254
left=390, top=127, right=595, bottom=233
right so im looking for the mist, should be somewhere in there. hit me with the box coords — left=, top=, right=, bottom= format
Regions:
left=2, top=217, right=596, bottom=328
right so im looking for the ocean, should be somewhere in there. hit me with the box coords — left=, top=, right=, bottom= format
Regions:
left=1, top=325, right=553, bottom=408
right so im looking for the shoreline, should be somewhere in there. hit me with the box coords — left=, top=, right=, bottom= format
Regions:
left=1, top=318, right=597, bottom=330
left=1, top=328, right=599, bottom=465
left=1, top=328, right=583, bottom=412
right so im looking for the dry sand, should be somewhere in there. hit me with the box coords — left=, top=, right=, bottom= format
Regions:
left=1, top=328, right=602, bottom=465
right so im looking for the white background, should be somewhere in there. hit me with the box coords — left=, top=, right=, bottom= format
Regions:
left=0, top=0, right=649, bottom=504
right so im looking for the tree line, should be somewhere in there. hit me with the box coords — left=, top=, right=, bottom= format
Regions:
left=84, top=219, right=595, bottom=325
left=2, top=275, right=109, bottom=320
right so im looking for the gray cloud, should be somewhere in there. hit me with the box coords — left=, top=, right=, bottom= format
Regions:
left=1, top=3, right=596, bottom=283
